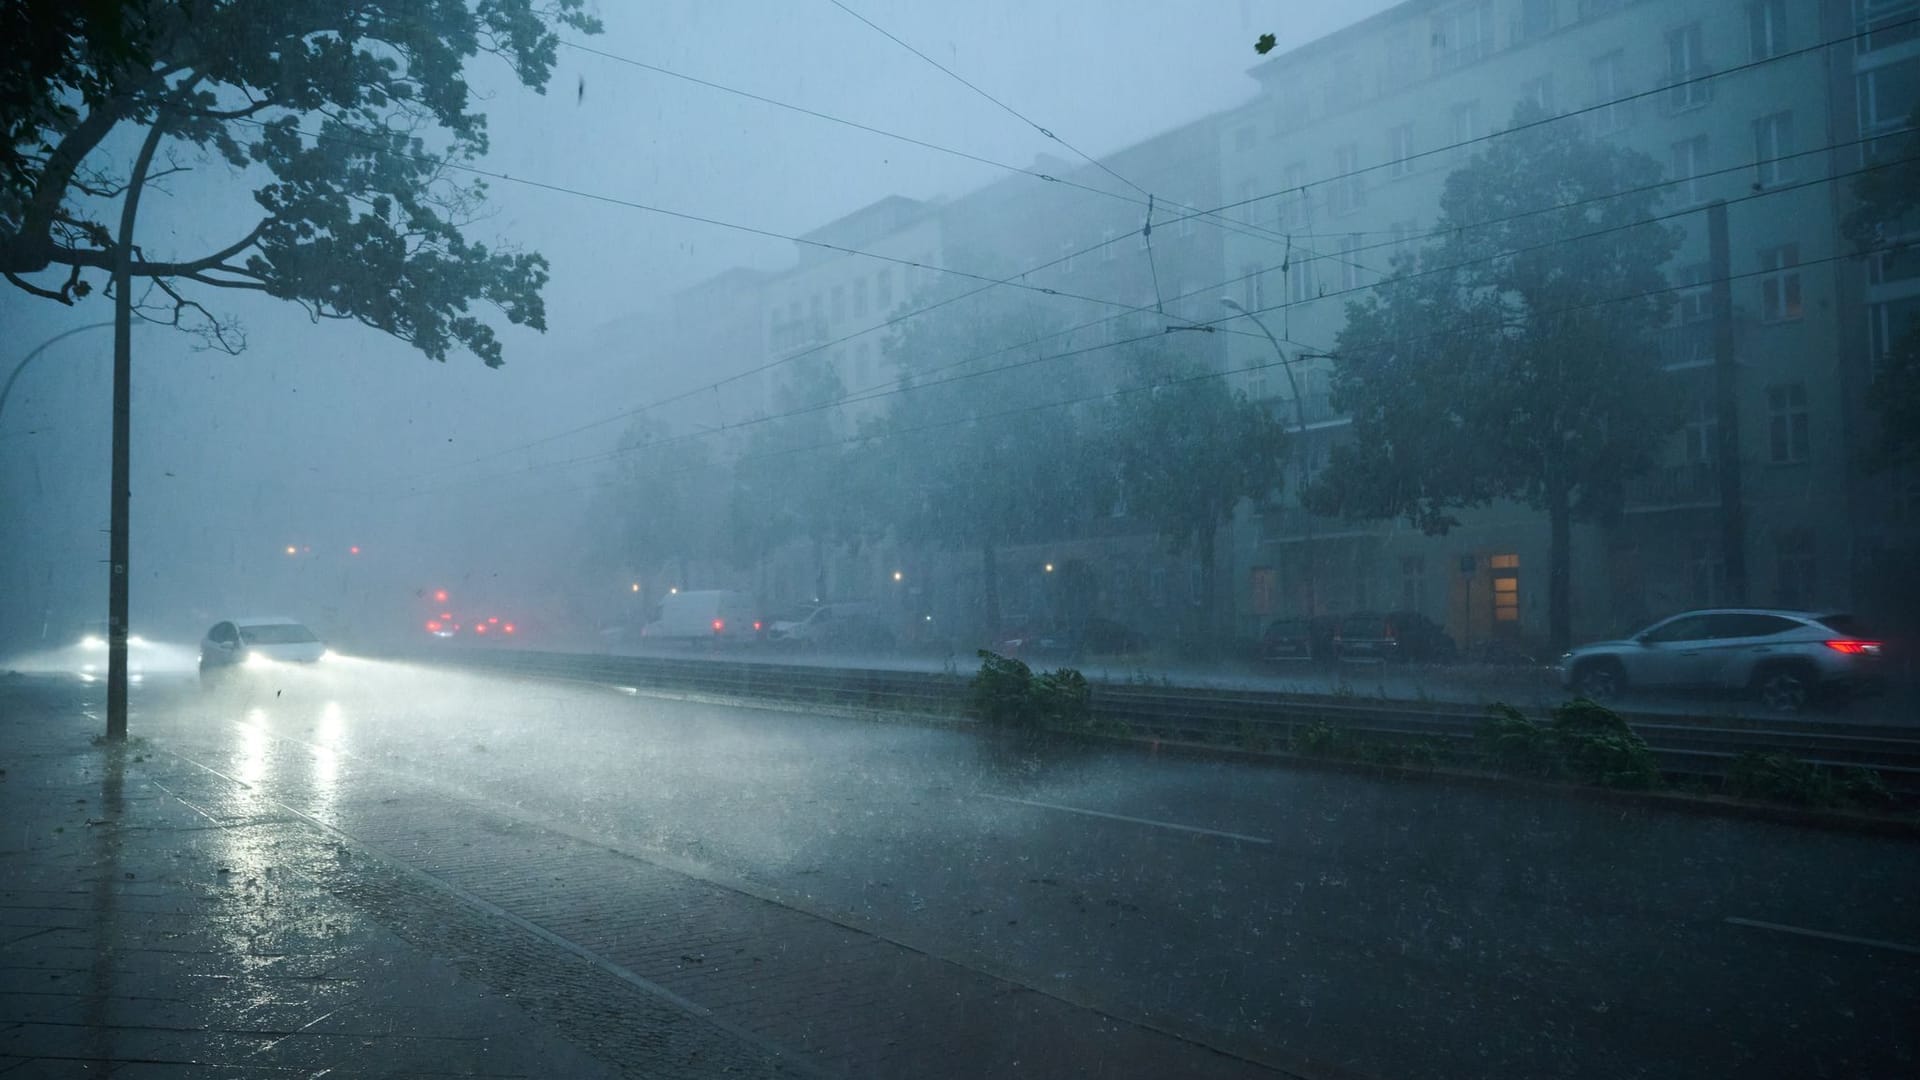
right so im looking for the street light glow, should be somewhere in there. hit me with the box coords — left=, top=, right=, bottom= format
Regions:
left=1044, top=563, right=1055, bottom=573
left=892, top=570, right=904, bottom=582
left=631, top=582, right=640, bottom=592
left=285, top=545, right=297, bottom=555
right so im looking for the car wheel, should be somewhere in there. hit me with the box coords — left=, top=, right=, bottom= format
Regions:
left=1754, top=665, right=1813, bottom=713
left=1571, top=659, right=1625, bottom=701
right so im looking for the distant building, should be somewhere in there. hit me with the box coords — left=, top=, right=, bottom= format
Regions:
left=1215, top=0, right=1920, bottom=648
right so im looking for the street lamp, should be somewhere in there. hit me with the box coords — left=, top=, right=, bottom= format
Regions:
left=1220, top=297, right=1317, bottom=621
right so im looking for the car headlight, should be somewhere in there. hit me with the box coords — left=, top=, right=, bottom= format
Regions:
left=320, top=649, right=338, bottom=661
left=80, top=635, right=105, bottom=650
left=244, top=651, right=272, bottom=668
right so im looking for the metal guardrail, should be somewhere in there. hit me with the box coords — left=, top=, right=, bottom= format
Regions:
left=415, top=648, right=1920, bottom=792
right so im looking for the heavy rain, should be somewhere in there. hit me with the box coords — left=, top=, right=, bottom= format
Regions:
left=2, top=2, right=1917, bottom=1077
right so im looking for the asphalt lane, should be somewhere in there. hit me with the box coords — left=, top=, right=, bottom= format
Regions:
left=35, top=657, right=1920, bottom=1079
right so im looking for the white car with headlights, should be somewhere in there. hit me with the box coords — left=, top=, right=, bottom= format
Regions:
left=199, top=617, right=328, bottom=679
left=77, top=621, right=150, bottom=681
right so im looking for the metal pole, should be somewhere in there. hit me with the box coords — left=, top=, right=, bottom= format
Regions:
left=1708, top=200, right=1746, bottom=604
left=1223, top=300, right=1316, bottom=621
left=0, top=322, right=116, bottom=428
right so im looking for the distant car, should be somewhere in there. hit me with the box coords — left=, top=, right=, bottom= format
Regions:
left=992, top=615, right=1146, bottom=661
left=768, top=603, right=895, bottom=651
left=641, top=590, right=763, bottom=644
left=200, top=617, right=328, bottom=679
left=75, top=620, right=151, bottom=680
left=1077, top=616, right=1149, bottom=656
left=1331, top=611, right=1457, bottom=664
left=1559, top=609, right=1886, bottom=712
left=1257, top=615, right=1338, bottom=663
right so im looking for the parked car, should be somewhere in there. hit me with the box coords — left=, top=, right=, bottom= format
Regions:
left=1558, top=609, right=1886, bottom=712
left=1257, top=615, right=1339, bottom=663
left=992, top=615, right=1147, bottom=661
left=641, top=590, right=763, bottom=644
left=1077, top=616, right=1149, bottom=656
left=200, top=616, right=328, bottom=680
left=767, top=603, right=896, bottom=651
left=1331, top=611, right=1457, bottom=663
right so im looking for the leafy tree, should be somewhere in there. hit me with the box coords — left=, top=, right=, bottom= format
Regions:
left=728, top=356, right=871, bottom=598
left=1106, top=344, right=1288, bottom=640
left=875, top=282, right=1103, bottom=639
left=3, top=0, right=598, bottom=355
left=1306, top=102, right=1682, bottom=651
left=1844, top=103, right=1920, bottom=471
left=603, top=414, right=729, bottom=596
left=3, top=1, right=599, bottom=735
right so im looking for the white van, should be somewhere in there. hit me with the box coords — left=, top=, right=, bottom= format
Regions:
left=641, top=590, right=762, bottom=643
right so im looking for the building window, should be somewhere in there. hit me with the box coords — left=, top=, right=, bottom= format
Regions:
left=1869, top=296, right=1920, bottom=375
left=1387, top=123, right=1414, bottom=178
left=1759, top=243, right=1801, bottom=321
left=1752, top=111, right=1795, bottom=187
left=1247, top=374, right=1268, bottom=400
left=1674, top=262, right=1712, bottom=324
left=1176, top=212, right=1196, bottom=238
left=1059, top=242, right=1076, bottom=275
left=1520, top=74, right=1555, bottom=114
left=1857, top=57, right=1920, bottom=153
left=1767, top=383, right=1810, bottom=463
left=1390, top=220, right=1421, bottom=266
left=1102, top=227, right=1117, bottom=261
left=1275, top=74, right=1310, bottom=132
left=1775, top=530, right=1817, bottom=608
left=1449, top=100, right=1483, bottom=160
left=875, top=269, right=892, bottom=309
left=1517, top=0, right=1556, bottom=41
left=1400, top=555, right=1427, bottom=612
left=1279, top=161, right=1310, bottom=228
left=1490, top=553, right=1520, bottom=627
left=1287, top=256, right=1315, bottom=304
left=1241, top=263, right=1265, bottom=312
left=851, top=277, right=869, bottom=318
left=1666, top=24, right=1712, bottom=112
left=830, top=284, right=845, bottom=322
left=1324, top=56, right=1362, bottom=113
left=1689, top=537, right=1726, bottom=605
left=1670, top=135, right=1709, bottom=205
left=1338, top=234, right=1363, bottom=291
left=1382, top=30, right=1416, bottom=94
left=1234, top=124, right=1256, bottom=151
left=1590, top=50, right=1629, bottom=133
left=1684, top=397, right=1719, bottom=465
left=1332, top=144, right=1364, bottom=214
left=1857, top=0, right=1920, bottom=55
left=1749, top=0, right=1787, bottom=59
left=1432, top=1, right=1493, bottom=73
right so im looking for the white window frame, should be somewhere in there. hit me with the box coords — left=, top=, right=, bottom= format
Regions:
left=1766, top=383, right=1810, bottom=463
left=1748, top=0, right=1787, bottom=60
left=1670, top=135, right=1709, bottom=205
left=1759, top=243, right=1802, bottom=322
left=1388, top=123, right=1414, bottom=178
left=1752, top=111, right=1795, bottom=187
left=1666, top=23, right=1712, bottom=112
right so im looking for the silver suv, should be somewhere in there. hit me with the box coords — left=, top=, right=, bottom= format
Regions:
left=1558, top=609, right=1885, bottom=712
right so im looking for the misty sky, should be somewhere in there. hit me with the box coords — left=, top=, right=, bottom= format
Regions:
left=0, top=1, right=1396, bottom=643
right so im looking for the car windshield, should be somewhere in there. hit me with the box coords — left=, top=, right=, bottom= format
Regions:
left=10, top=8, right=1915, bottom=1080
left=238, top=623, right=318, bottom=645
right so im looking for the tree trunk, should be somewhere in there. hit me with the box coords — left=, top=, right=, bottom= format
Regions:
left=105, top=117, right=167, bottom=742
left=980, top=541, right=1001, bottom=644
left=1547, top=473, right=1572, bottom=655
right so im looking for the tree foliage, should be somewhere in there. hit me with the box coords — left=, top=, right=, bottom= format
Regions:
left=1306, top=102, right=1682, bottom=649
left=1107, top=344, right=1288, bottom=634
left=2, top=0, right=601, bottom=364
left=874, top=280, right=1103, bottom=634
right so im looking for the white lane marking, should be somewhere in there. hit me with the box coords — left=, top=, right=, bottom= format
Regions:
left=982, top=793, right=1273, bottom=845
left=1725, top=917, right=1920, bottom=956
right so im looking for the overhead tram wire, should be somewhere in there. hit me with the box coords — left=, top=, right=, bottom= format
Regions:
left=392, top=152, right=1912, bottom=508
left=303, top=16, right=1914, bottom=484
left=454, top=235, right=1906, bottom=513
left=381, top=134, right=1909, bottom=501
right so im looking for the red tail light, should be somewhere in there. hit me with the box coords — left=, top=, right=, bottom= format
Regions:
left=426, top=620, right=442, bottom=633
left=1825, top=640, right=1882, bottom=655
left=488, top=616, right=499, bottom=624
left=474, top=623, right=488, bottom=634
left=753, top=621, right=763, bottom=632
left=712, top=619, right=725, bottom=632
left=504, top=623, right=515, bottom=634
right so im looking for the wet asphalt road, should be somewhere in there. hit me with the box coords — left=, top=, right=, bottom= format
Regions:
left=42, top=656, right=1920, bottom=1078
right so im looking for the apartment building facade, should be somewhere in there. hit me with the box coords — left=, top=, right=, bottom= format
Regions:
left=1215, top=0, right=1920, bottom=650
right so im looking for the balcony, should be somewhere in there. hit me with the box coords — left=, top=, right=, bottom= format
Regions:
left=1623, top=462, right=1720, bottom=511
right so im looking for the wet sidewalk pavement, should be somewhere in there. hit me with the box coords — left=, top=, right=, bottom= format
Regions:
left=0, top=679, right=788, bottom=1078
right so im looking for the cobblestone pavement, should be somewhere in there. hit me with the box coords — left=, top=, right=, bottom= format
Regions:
left=2, top=674, right=1283, bottom=1079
